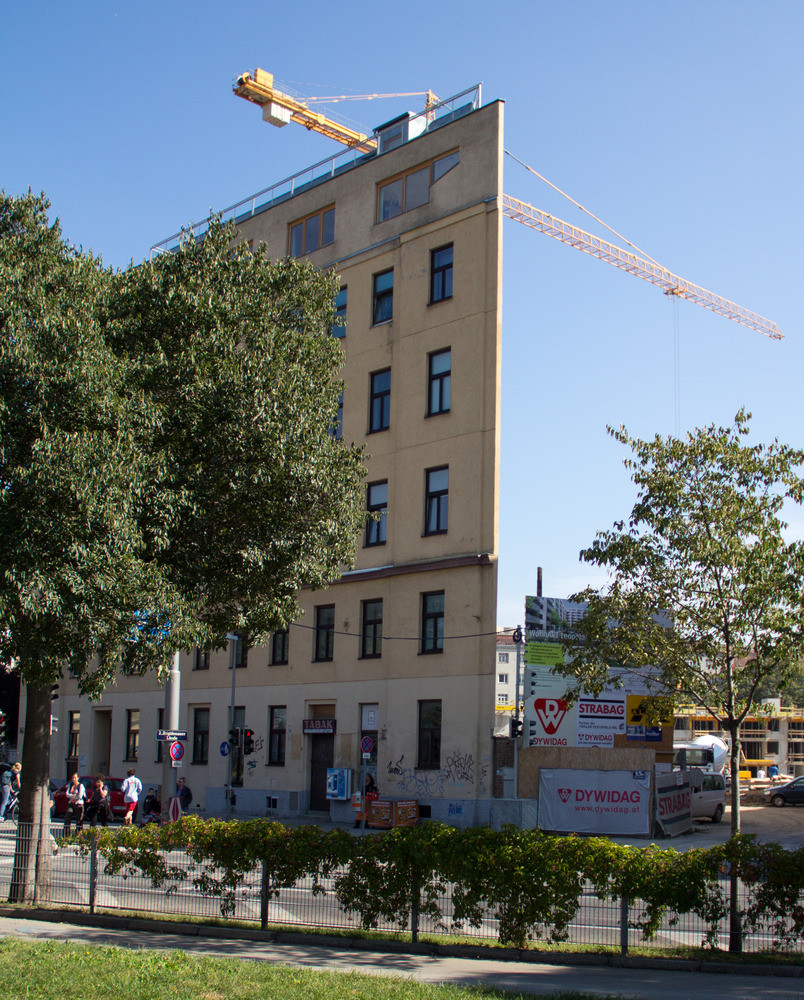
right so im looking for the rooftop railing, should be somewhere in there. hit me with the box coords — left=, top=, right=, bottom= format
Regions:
left=151, top=84, right=482, bottom=258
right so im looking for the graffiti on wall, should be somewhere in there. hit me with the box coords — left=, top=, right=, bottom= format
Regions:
left=386, top=749, right=485, bottom=797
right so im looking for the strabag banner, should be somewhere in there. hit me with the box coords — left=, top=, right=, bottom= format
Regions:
left=538, top=767, right=651, bottom=835
left=654, top=770, right=692, bottom=836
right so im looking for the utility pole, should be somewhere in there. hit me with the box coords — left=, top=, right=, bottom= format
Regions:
left=160, top=650, right=181, bottom=825
left=225, top=633, right=240, bottom=821
left=513, top=626, right=523, bottom=800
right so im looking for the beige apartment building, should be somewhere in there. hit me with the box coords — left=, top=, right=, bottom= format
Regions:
left=44, top=87, right=504, bottom=825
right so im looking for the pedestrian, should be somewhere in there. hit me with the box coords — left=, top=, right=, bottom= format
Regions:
left=140, top=789, right=161, bottom=826
left=176, top=776, right=193, bottom=813
left=121, top=768, right=142, bottom=826
left=0, top=763, right=21, bottom=822
left=768, top=762, right=780, bottom=782
left=63, top=773, right=86, bottom=834
left=85, top=774, right=110, bottom=827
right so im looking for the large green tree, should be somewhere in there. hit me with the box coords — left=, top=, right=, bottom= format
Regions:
left=0, top=193, right=366, bottom=899
left=560, top=412, right=804, bottom=836
left=560, top=413, right=804, bottom=951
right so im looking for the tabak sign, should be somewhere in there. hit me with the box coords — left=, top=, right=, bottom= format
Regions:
left=303, top=718, right=337, bottom=734
left=539, top=767, right=651, bottom=835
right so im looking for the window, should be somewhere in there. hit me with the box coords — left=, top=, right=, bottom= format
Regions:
left=156, top=708, right=164, bottom=763
left=417, top=699, right=442, bottom=769
left=378, top=151, right=460, bottom=222
left=268, top=706, right=286, bottom=766
left=271, top=629, right=289, bottom=665
left=372, top=269, right=394, bottom=324
left=497, top=693, right=508, bottom=705
left=125, top=709, right=140, bottom=762
left=424, top=466, right=448, bottom=535
left=68, top=712, right=80, bottom=759
left=193, top=646, right=210, bottom=671
left=365, top=480, right=388, bottom=546
left=330, top=390, right=343, bottom=440
left=369, top=369, right=391, bottom=432
left=314, top=605, right=335, bottom=661
left=228, top=634, right=248, bottom=669
left=192, top=707, right=210, bottom=764
left=289, top=206, right=335, bottom=256
left=427, top=348, right=451, bottom=416
left=498, top=652, right=509, bottom=664
left=421, top=591, right=444, bottom=654
left=361, top=599, right=383, bottom=658
left=430, top=244, right=453, bottom=303
left=331, top=286, right=347, bottom=338
left=498, top=673, right=509, bottom=684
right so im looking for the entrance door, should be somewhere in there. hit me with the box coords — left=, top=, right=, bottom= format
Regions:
left=309, top=734, right=334, bottom=812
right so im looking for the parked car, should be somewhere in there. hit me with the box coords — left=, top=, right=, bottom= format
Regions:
left=51, top=776, right=126, bottom=819
left=764, top=775, right=804, bottom=807
left=691, top=770, right=726, bottom=823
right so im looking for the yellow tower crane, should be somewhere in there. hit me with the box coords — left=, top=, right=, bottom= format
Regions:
left=233, top=71, right=783, bottom=341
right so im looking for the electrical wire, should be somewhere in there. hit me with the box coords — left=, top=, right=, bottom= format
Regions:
left=289, top=621, right=504, bottom=641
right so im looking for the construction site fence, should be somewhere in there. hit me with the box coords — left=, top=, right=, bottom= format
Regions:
left=1, top=822, right=801, bottom=958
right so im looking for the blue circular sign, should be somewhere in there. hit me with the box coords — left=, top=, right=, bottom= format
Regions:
left=169, top=741, right=185, bottom=761
left=220, top=741, right=230, bottom=757
left=361, top=736, right=373, bottom=754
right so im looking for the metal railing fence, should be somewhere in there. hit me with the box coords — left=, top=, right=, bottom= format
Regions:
left=1, top=823, right=801, bottom=957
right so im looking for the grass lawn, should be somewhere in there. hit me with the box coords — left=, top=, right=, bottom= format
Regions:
left=0, top=938, right=618, bottom=1000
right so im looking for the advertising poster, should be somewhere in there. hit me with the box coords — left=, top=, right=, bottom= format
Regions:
left=626, top=695, right=670, bottom=742
left=538, top=768, right=651, bottom=835
left=577, top=694, right=626, bottom=747
left=655, top=771, right=692, bottom=836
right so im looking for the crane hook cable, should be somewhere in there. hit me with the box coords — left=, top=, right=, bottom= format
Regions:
left=504, top=148, right=663, bottom=268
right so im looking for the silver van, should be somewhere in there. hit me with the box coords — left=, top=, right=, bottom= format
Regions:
left=690, top=770, right=726, bottom=823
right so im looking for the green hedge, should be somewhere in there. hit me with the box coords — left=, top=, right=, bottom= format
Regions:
left=71, top=820, right=804, bottom=950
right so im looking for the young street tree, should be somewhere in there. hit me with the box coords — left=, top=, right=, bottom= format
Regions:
left=0, top=193, right=366, bottom=900
left=560, top=412, right=804, bottom=838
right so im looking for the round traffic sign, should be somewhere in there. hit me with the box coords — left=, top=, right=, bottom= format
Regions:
left=169, top=740, right=185, bottom=761
left=220, top=741, right=230, bottom=757
left=361, top=736, right=374, bottom=754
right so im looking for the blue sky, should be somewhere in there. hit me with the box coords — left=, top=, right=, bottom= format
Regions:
left=3, top=2, right=802, bottom=627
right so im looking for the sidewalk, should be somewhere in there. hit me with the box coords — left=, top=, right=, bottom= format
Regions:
left=0, top=910, right=801, bottom=1000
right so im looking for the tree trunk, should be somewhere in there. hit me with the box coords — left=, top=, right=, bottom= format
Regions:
left=726, top=720, right=742, bottom=952
left=9, top=681, right=53, bottom=903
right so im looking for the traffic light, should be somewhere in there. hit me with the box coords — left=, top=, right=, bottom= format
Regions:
left=228, top=727, right=242, bottom=749
left=509, top=717, right=523, bottom=739
left=243, top=728, right=255, bottom=755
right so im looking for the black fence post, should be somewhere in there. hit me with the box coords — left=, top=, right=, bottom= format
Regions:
left=619, top=895, right=629, bottom=955
left=88, top=836, right=98, bottom=915
left=260, top=860, right=270, bottom=931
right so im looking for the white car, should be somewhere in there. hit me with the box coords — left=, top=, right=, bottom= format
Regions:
left=691, top=771, right=726, bottom=823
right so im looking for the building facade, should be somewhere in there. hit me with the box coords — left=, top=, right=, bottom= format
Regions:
left=42, top=89, right=504, bottom=826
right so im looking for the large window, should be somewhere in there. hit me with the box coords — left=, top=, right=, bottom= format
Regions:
left=125, top=709, right=140, bottom=762
left=417, top=699, right=442, bottom=769
left=427, top=348, right=451, bottom=416
left=314, top=605, right=335, bottom=661
left=332, top=286, right=347, bottom=338
left=361, top=599, right=383, bottom=659
left=424, top=466, right=449, bottom=535
left=289, top=206, right=335, bottom=257
left=268, top=706, right=286, bottom=766
left=430, top=244, right=453, bottom=303
left=192, top=707, right=210, bottom=764
left=156, top=708, right=164, bottom=763
left=369, top=369, right=391, bottom=433
left=271, top=629, right=289, bottom=665
left=193, top=646, right=210, bottom=671
left=378, top=151, right=460, bottom=222
left=365, top=480, right=388, bottom=547
left=68, top=712, right=80, bottom=759
left=229, top=634, right=248, bottom=669
left=421, top=591, right=445, bottom=654
left=372, top=269, right=394, bottom=324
